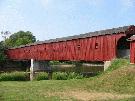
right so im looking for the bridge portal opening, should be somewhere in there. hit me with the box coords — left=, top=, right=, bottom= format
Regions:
left=117, top=34, right=133, bottom=58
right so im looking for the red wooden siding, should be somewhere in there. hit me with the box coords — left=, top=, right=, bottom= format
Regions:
left=6, top=33, right=125, bottom=61
left=130, top=42, right=135, bottom=63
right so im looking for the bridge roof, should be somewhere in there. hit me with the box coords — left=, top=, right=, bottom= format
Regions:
left=9, top=25, right=134, bottom=49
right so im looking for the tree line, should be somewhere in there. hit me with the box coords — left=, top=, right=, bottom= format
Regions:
left=0, top=31, right=36, bottom=65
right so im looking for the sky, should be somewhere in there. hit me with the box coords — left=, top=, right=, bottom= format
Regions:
left=0, top=0, right=135, bottom=41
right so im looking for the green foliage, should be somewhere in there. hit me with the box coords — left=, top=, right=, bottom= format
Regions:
left=86, top=59, right=135, bottom=94
left=52, top=72, right=84, bottom=80
left=0, top=71, right=84, bottom=81
left=34, top=72, right=48, bottom=81
left=0, top=72, right=28, bottom=81
left=1, top=31, right=11, bottom=40
left=52, top=72, right=68, bottom=80
left=106, top=59, right=130, bottom=72
left=68, top=72, right=83, bottom=79
left=4, top=31, right=36, bottom=48
left=116, top=97, right=135, bottom=101
left=0, top=41, right=7, bottom=62
left=0, top=59, right=135, bottom=101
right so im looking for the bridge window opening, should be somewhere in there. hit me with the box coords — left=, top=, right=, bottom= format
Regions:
left=77, top=45, right=81, bottom=50
left=117, top=34, right=134, bottom=58
left=95, top=43, right=99, bottom=49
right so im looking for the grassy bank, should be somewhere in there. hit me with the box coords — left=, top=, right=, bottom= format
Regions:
left=0, top=59, right=135, bottom=101
left=85, top=59, right=135, bottom=94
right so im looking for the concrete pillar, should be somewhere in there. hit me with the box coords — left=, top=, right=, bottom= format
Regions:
left=30, top=59, right=34, bottom=81
left=104, top=61, right=111, bottom=71
left=30, top=59, right=52, bottom=81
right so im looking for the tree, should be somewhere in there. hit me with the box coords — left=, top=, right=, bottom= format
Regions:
left=0, top=41, right=7, bottom=65
left=1, top=31, right=11, bottom=40
left=5, top=31, right=36, bottom=48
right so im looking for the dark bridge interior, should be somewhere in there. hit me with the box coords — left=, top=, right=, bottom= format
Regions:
left=117, top=34, right=134, bottom=58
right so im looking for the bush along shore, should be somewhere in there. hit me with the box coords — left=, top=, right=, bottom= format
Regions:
left=0, top=72, right=29, bottom=81
left=0, top=71, right=85, bottom=81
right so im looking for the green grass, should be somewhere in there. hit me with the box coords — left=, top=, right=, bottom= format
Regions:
left=0, top=59, right=135, bottom=101
left=0, top=80, right=85, bottom=101
left=115, top=97, right=135, bottom=101
left=85, top=59, right=135, bottom=94
left=106, top=59, right=130, bottom=72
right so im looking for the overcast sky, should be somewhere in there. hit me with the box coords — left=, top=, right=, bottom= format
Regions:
left=0, top=0, right=135, bottom=41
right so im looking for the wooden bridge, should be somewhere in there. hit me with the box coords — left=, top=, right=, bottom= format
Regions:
left=6, top=25, right=135, bottom=80
left=6, top=25, right=135, bottom=61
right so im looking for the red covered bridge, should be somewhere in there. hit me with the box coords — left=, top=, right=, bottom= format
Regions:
left=6, top=25, right=135, bottom=63
left=6, top=25, right=135, bottom=80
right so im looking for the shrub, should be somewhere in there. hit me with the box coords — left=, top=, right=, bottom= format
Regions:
left=0, top=72, right=84, bottom=81
left=52, top=72, right=68, bottom=80
left=52, top=72, right=83, bottom=80
left=75, top=74, right=83, bottom=79
left=0, top=41, right=7, bottom=66
left=34, top=72, right=48, bottom=81
left=0, top=72, right=28, bottom=81
left=68, top=72, right=83, bottom=79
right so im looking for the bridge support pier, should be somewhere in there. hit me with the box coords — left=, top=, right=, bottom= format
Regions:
left=104, top=61, right=111, bottom=71
left=30, top=59, right=52, bottom=81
